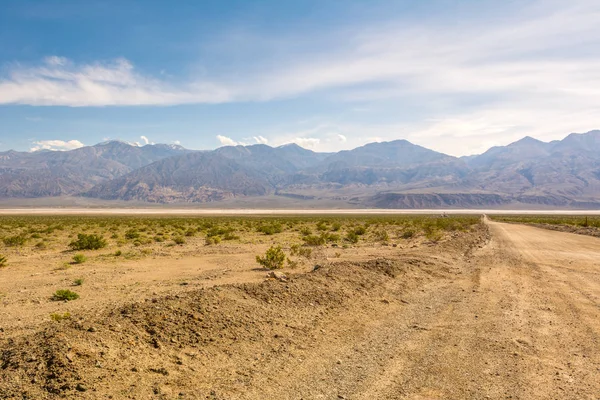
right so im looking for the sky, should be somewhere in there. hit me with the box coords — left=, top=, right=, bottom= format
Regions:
left=0, top=0, right=599, bottom=156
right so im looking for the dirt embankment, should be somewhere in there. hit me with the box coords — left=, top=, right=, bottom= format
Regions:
left=525, top=222, right=600, bottom=238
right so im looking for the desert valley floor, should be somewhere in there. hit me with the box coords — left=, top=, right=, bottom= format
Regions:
left=1, top=213, right=599, bottom=399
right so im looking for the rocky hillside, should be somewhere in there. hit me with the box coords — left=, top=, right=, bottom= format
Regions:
left=2, top=131, right=600, bottom=208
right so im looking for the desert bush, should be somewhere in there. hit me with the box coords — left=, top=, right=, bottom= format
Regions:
left=300, top=227, right=312, bottom=236
left=3, top=234, right=27, bottom=247
left=0, top=255, right=6, bottom=268
left=125, top=229, right=140, bottom=240
left=401, top=229, right=415, bottom=239
left=302, top=234, right=326, bottom=246
left=50, top=312, right=71, bottom=321
left=173, top=236, right=186, bottom=245
left=290, top=244, right=312, bottom=258
left=69, top=234, right=107, bottom=250
left=205, top=236, right=221, bottom=245
left=331, top=222, right=342, bottom=231
left=114, top=250, right=122, bottom=257
left=256, top=245, right=286, bottom=270
left=72, top=254, right=87, bottom=264
left=52, top=289, right=80, bottom=301
left=222, top=232, right=240, bottom=241
left=185, top=229, right=197, bottom=237
left=73, top=278, right=84, bottom=286
left=257, top=223, right=283, bottom=235
left=316, top=221, right=328, bottom=231
left=286, top=257, right=299, bottom=269
left=345, top=231, right=359, bottom=244
left=353, top=226, right=367, bottom=236
left=425, top=227, right=443, bottom=242
left=374, top=229, right=390, bottom=242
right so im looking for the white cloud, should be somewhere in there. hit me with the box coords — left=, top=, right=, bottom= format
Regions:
left=44, top=56, right=68, bottom=66
left=0, top=57, right=232, bottom=107
left=30, top=139, right=85, bottom=152
left=337, top=134, right=347, bottom=143
left=216, top=135, right=240, bottom=146
left=173, top=140, right=181, bottom=145
left=253, top=135, right=268, bottom=144
left=140, top=135, right=150, bottom=145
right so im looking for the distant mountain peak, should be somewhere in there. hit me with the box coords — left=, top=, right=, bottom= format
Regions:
left=508, top=136, right=545, bottom=147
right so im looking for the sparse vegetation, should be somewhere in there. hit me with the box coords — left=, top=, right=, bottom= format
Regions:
left=50, top=312, right=71, bottom=321
left=0, top=215, right=479, bottom=260
left=256, top=245, right=286, bottom=270
left=0, top=255, right=6, bottom=268
left=73, top=278, right=84, bottom=286
left=72, top=254, right=87, bottom=264
left=69, top=234, right=107, bottom=251
left=3, top=234, right=27, bottom=247
left=52, top=289, right=80, bottom=301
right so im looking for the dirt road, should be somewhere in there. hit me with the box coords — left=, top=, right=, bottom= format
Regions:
left=241, top=221, right=600, bottom=399
left=2, top=221, right=600, bottom=399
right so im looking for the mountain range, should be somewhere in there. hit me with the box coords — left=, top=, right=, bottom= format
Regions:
left=2, top=131, right=600, bottom=208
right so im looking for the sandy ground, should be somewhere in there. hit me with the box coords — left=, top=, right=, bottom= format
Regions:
left=2, top=220, right=600, bottom=399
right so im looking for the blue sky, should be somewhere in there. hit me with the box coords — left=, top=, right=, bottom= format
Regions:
left=0, top=0, right=599, bottom=155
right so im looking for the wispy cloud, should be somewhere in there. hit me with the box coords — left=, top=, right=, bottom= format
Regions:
left=253, top=135, right=268, bottom=144
left=30, top=139, right=85, bottom=152
left=0, top=57, right=231, bottom=106
left=216, top=135, right=240, bottom=146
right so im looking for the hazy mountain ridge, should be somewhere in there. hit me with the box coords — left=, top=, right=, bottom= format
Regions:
left=2, top=131, right=600, bottom=208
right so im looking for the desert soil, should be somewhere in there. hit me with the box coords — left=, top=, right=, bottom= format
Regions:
left=2, top=219, right=600, bottom=399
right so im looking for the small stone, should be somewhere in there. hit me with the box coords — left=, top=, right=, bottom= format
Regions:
left=76, top=383, right=87, bottom=392
left=267, top=271, right=287, bottom=281
left=87, top=327, right=96, bottom=332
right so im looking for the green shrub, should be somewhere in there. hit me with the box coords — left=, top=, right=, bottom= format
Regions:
left=300, top=227, right=312, bottom=236
left=353, top=226, right=367, bottom=236
left=73, top=278, right=84, bottom=286
left=185, top=229, right=197, bottom=237
left=374, top=230, right=389, bottom=242
left=205, top=236, right=221, bottom=245
left=316, top=221, right=328, bottom=231
left=50, top=312, right=71, bottom=321
left=114, top=250, right=122, bottom=257
left=3, top=234, right=27, bottom=247
left=52, top=289, right=80, bottom=301
left=69, top=234, right=107, bottom=250
left=302, top=234, right=326, bottom=246
left=125, top=230, right=140, bottom=240
left=256, top=245, right=286, bottom=270
left=290, top=244, right=312, bottom=258
left=72, top=254, right=87, bottom=264
left=401, top=229, right=415, bottom=239
left=257, top=223, right=283, bottom=235
left=0, top=255, right=6, bottom=268
left=173, top=236, right=186, bottom=245
left=222, top=232, right=240, bottom=241
left=345, top=231, right=359, bottom=244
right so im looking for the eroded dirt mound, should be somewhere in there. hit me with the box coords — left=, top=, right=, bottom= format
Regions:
left=0, top=257, right=445, bottom=399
